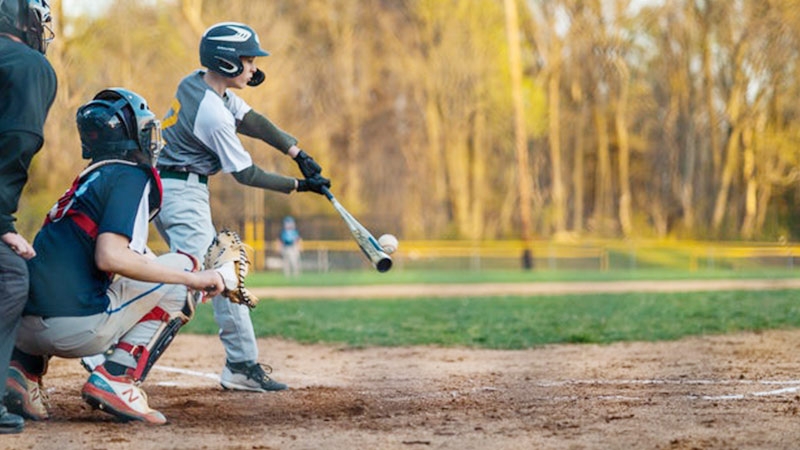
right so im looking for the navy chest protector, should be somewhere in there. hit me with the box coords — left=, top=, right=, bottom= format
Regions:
left=43, top=160, right=163, bottom=238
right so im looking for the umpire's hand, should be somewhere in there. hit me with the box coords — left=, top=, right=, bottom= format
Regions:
left=2, top=232, right=36, bottom=259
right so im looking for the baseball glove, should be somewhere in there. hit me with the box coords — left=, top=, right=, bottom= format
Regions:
left=204, top=229, right=259, bottom=308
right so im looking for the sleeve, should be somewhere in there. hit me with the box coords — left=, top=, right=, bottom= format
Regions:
left=224, top=89, right=253, bottom=122
left=237, top=110, right=298, bottom=153
left=0, top=132, right=43, bottom=235
left=194, top=92, right=253, bottom=173
left=232, top=164, right=296, bottom=193
left=97, top=168, right=149, bottom=241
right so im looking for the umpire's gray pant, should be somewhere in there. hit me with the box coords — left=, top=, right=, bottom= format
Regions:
left=0, top=242, right=28, bottom=400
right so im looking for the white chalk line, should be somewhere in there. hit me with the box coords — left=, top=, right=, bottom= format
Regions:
left=150, top=366, right=800, bottom=401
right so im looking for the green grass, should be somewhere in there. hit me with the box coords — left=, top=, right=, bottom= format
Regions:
left=247, top=268, right=800, bottom=287
left=183, top=289, right=800, bottom=349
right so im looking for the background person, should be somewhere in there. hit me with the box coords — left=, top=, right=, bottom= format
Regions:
left=279, top=216, right=302, bottom=277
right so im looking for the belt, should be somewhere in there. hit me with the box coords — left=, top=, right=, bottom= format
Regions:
left=159, top=169, right=208, bottom=185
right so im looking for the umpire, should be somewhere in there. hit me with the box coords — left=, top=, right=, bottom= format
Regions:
left=0, top=0, right=57, bottom=434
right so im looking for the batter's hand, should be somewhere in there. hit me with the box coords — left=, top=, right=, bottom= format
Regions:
left=188, top=270, right=225, bottom=297
left=296, top=174, right=331, bottom=195
left=2, top=232, right=36, bottom=260
left=293, top=150, right=323, bottom=178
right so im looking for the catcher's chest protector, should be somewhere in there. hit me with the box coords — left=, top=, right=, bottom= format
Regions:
left=44, top=160, right=163, bottom=238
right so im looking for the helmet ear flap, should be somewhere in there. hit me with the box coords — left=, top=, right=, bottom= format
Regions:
left=247, top=69, right=265, bottom=87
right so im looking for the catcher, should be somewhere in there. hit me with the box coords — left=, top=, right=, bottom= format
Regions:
left=4, top=88, right=226, bottom=425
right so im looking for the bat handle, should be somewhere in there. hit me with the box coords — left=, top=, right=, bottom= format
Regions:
left=321, top=186, right=334, bottom=201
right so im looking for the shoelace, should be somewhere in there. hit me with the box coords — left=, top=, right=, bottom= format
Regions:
left=248, top=363, right=274, bottom=382
left=39, top=383, right=50, bottom=409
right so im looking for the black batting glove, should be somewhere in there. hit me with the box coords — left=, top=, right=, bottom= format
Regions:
left=293, top=150, right=323, bottom=178
left=296, top=174, right=331, bottom=195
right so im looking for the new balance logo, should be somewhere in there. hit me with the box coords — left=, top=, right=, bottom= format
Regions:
left=122, top=388, right=139, bottom=403
left=208, top=25, right=252, bottom=43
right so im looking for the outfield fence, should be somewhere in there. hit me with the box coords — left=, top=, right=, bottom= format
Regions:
left=228, top=239, right=800, bottom=272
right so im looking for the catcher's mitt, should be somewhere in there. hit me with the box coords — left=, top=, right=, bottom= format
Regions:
left=204, top=229, right=259, bottom=308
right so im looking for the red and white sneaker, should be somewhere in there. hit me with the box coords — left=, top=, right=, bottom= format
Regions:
left=4, top=362, right=49, bottom=421
left=81, top=366, right=166, bottom=425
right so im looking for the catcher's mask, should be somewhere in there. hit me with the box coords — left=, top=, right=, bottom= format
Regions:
left=76, top=88, right=163, bottom=167
left=200, top=22, right=268, bottom=86
left=0, top=0, right=54, bottom=54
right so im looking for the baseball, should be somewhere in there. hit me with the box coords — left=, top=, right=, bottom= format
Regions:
left=378, top=234, right=399, bottom=254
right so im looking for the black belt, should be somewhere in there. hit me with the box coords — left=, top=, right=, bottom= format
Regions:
left=159, top=169, right=208, bottom=184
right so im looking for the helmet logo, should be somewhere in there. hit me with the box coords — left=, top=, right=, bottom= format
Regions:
left=208, top=25, right=252, bottom=43
left=216, top=57, right=239, bottom=74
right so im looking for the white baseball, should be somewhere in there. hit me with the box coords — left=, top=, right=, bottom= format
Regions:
left=378, top=234, right=399, bottom=254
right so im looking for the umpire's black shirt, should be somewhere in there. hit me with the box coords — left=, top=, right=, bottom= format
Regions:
left=0, top=35, right=57, bottom=235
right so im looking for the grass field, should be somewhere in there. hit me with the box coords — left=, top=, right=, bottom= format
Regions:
left=183, top=289, right=800, bottom=349
left=247, top=267, right=800, bottom=287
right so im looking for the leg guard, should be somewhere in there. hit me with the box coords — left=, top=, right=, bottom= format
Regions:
left=112, top=290, right=196, bottom=383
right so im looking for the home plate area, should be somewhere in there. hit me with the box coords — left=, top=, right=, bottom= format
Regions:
left=6, top=332, right=800, bottom=449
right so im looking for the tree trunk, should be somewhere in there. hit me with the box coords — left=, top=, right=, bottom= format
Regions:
left=740, top=126, right=757, bottom=238
left=593, top=103, right=613, bottom=233
left=614, top=75, right=632, bottom=236
left=572, top=102, right=587, bottom=233
left=701, top=29, right=721, bottom=181
left=181, top=0, right=205, bottom=36
left=504, top=0, right=533, bottom=263
left=548, top=49, right=566, bottom=235
left=469, top=109, right=487, bottom=240
left=711, top=42, right=748, bottom=232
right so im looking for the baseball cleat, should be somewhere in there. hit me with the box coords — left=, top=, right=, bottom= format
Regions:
left=220, top=361, right=288, bottom=392
left=4, top=362, right=49, bottom=421
left=81, top=366, right=166, bottom=425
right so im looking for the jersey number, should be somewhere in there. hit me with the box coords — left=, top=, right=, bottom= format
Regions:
left=162, top=98, right=182, bottom=129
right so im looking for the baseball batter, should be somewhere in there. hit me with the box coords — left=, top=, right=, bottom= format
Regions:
left=0, top=0, right=56, bottom=434
left=5, top=88, right=225, bottom=425
left=153, top=22, right=329, bottom=391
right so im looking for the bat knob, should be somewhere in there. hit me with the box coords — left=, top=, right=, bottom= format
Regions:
left=376, top=257, right=392, bottom=273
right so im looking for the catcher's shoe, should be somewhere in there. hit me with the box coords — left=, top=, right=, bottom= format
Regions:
left=81, top=366, right=166, bottom=425
left=4, top=361, right=49, bottom=421
left=220, top=361, right=288, bottom=392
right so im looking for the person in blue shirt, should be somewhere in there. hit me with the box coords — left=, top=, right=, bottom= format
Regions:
left=4, top=88, right=224, bottom=425
left=279, top=216, right=302, bottom=277
left=0, top=0, right=57, bottom=434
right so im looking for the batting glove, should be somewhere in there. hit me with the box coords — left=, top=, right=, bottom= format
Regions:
left=296, top=174, right=331, bottom=195
left=293, top=150, right=323, bottom=178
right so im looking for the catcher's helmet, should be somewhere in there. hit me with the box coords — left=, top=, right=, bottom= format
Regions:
left=200, top=22, right=268, bottom=86
left=0, top=0, right=53, bottom=54
left=76, top=88, right=163, bottom=167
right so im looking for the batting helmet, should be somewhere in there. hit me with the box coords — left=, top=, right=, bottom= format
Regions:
left=76, top=88, right=163, bottom=167
left=0, top=0, right=53, bottom=54
left=200, top=22, right=268, bottom=86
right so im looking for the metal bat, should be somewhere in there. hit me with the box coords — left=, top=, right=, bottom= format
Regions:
left=322, top=187, right=392, bottom=272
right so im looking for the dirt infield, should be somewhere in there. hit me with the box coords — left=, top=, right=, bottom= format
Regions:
left=6, top=329, right=800, bottom=449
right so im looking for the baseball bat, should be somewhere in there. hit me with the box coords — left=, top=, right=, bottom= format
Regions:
left=321, top=187, right=392, bottom=272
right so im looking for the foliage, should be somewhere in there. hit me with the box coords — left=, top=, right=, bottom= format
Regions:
left=17, top=0, right=800, bottom=242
